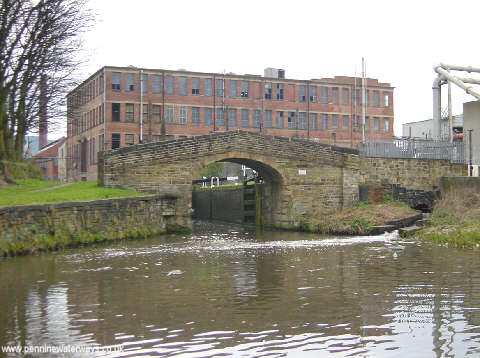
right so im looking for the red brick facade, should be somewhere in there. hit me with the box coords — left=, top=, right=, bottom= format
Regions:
left=66, top=66, right=394, bottom=181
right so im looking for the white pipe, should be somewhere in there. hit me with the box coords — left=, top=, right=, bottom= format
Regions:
left=440, top=63, right=480, bottom=73
left=434, top=66, right=480, bottom=100
left=432, top=75, right=442, bottom=140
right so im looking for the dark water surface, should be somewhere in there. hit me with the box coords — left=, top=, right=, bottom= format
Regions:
left=1, top=221, right=480, bottom=357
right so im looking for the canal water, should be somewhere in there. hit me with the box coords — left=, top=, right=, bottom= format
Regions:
left=1, top=221, right=480, bottom=357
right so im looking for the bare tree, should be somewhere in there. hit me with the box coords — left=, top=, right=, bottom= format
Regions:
left=0, top=0, right=92, bottom=161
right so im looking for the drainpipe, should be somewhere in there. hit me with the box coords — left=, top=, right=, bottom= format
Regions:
left=140, top=69, right=143, bottom=143
left=432, top=75, right=442, bottom=141
left=103, top=67, right=107, bottom=150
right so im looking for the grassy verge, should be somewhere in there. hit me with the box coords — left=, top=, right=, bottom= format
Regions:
left=416, top=188, right=480, bottom=248
left=0, top=224, right=190, bottom=257
left=0, top=179, right=140, bottom=207
left=301, top=198, right=419, bottom=235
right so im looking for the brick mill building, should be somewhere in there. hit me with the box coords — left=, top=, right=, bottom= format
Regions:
left=66, top=66, right=394, bottom=181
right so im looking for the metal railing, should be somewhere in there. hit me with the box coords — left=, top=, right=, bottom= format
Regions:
left=359, top=138, right=466, bottom=163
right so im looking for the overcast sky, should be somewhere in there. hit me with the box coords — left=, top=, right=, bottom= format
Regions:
left=78, top=0, right=480, bottom=137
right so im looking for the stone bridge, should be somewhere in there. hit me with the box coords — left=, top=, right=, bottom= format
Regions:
left=99, top=130, right=465, bottom=229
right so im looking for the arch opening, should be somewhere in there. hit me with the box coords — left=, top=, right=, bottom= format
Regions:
left=191, top=156, right=284, bottom=226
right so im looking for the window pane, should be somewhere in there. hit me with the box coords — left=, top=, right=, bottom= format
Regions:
left=253, top=110, right=260, bottom=128
left=241, top=81, right=249, bottom=98
left=216, top=79, right=224, bottom=97
left=384, top=118, right=390, bottom=132
left=165, top=76, right=174, bottom=94
left=228, top=108, right=237, bottom=126
left=321, top=113, right=328, bottom=130
left=179, top=106, right=187, bottom=123
left=276, top=111, right=284, bottom=128
left=205, top=108, right=212, bottom=125
left=310, top=86, right=317, bottom=102
left=126, top=73, right=135, bottom=92
left=342, top=88, right=349, bottom=105
left=309, top=113, right=317, bottom=130
left=265, top=110, right=272, bottom=127
left=288, top=112, right=295, bottom=129
left=192, top=107, right=200, bottom=124
left=298, top=112, right=306, bottom=130
left=299, top=85, right=306, bottom=102
left=216, top=108, right=224, bottom=125
left=265, top=83, right=272, bottom=100
left=229, top=80, right=237, bottom=98
left=321, top=87, right=328, bottom=104
left=112, top=72, right=121, bottom=91
left=242, top=109, right=249, bottom=127
left=152, top=105, right=161, bottom=123
left=192, top=78, right=200, bottom=95
left=331, top=114, right=338, bottom=129
left=277, top=83, right=284, bottom=100
left=152, top=75, right=162, bottom=93
left=166, top=106, right=174, bottom=123
left=141, top=73, right=148, bottom=93
left=178, top=77, right=187, bottom=95
left=112, top=103, right=120, bottom=122
left=332, top=88, right=338, bottom=104
left=126, top=103, right=134, bottom=121
left=342, top=115, right=349, bottom=130
left=204, top=78, right=212, bottom=96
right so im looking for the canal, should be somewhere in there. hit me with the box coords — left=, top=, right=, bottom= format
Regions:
left=1, top=221, right=480, bottom=357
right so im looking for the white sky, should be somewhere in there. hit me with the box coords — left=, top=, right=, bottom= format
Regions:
left=76, top=0, right=480, bottom=137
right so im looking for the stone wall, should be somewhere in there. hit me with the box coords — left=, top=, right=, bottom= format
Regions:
left=0, top=195, right=186, bottom=245
left=359, top=157, right=466, bottom=191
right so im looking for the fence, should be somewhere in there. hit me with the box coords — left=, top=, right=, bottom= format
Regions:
left=359, top=138, right=467, bottom=163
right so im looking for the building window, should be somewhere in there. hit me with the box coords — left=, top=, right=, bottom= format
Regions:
left=192, top=78, right=200, bottom=95
left=321, top=87, right=328, bottom=104
left=228, top=108, right=237, bottom=126
left=241, top=81, right=249, bottom=98
left=152, top=75, right=162, bottom=93
left=216, top=79, right=224, bottom=97
left=216, top=108, right=224, bottom=126
left=383, top=92, right=390, bottom=107
left=126, top=73, right=135, bottom=92
left=353, top=115, right=360, bottom=132
left=178, top=77, right=187, bottom=95
left=112, top=133, right=120, bottom=149
left=332, top=88, right=339, bottom=104
left=342, top=88, right=349, bottom=105
left=204, top=78, right=212, bottom=96
left=241, top=109, right=249, bottom=127
left=277, top=83, right=284, bottom=100
left=331, top=114, right=338, bottom=130
left=152, top=135, right=162, bottom=142
left=166, top=106, right=174, bottom=123
left=142, top=104, right=148, bottom=123
left=125, top=134, right=135, bottom=146
left=288, top=112, right=295, bottom=129
left=299, top=85, right=306, bottom=102
left=364, top=116, right=369, bottom=131
left=354, top=89, right=360, bottom=105
left=342, top=115, right=349, bottom=130
left=205, top=107, right=212, bottom=125
left=126, top=103, right=134, bottom=121
left=192, top=107, right=200, bottom=124
left=112, top=103, right=120, bottom=122
left=310, top=86, right=317, bottom=102
left=253, top=110, right=261, bottom=128
left=165, top=76, right=174, bottom=94
left=112, top=72, right=121, bottom=91
left=152, top=105, right=161, bottom=123
left=276, top=111, right=284, bottom=128
left=310, top=113, right=317, bottom=130
left=384, top=118, right=390, bottom=132
left=298, top=112, right=307, bottom=130
left=265, top=110, right=272, bottom=128
left=179, top=106, right=187, bottom=124
left=265, top=82, right=272, bottom=100
left=373, top=91, right=379, bottom=107
left=321, top=113, right=328, bottom=130
left=229, top=80, right=237, bottom=98
left=373, top=116, right=379, bottom=132
left=141, top=73, right=148, bottom=93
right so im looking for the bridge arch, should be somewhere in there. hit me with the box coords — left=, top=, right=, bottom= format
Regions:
left=191, top=152, right=285, bottom=225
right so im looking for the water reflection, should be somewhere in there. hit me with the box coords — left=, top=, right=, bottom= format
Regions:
left=1, top=221, right=480, bottom=357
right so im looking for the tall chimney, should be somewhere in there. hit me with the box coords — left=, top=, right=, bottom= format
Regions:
left=39, top=74, right=48, bottom=149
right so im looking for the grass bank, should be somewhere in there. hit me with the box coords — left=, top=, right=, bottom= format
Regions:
left=300, top=198, right=419, bottom=235
left=416, top=188, right=480, bottom=248
left=0, top=179, right=139, bottom=207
